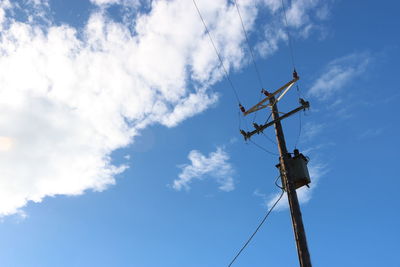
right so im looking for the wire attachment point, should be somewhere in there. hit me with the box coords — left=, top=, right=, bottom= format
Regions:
left=293, top=69, right=299, bottom=80
left=239, top=103, right=246, bottom=114
left=252, top=123, right=263, bottom=134
left=261, top=88, right=271, bottom=97
left=240, top=129, right=249, bottom=141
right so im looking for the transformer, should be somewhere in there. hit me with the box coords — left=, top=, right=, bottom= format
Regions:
left=277, top=149, right=311, bottom=190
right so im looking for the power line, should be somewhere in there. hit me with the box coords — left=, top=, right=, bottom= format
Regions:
left=232, top=0, right=266, bottom=124
left=233, top=0, right=264, bottom=89
left=227, top=189, right=285, bottom=267
left=192, top=0, right=241, bottom=103
left=274, top=175, right=284, bottom=190
left=252, top=91, right=264, bottom=124
left=294, top=109, right=302, bottom=149
left=280, top=0, right=296, bottom=70
left=260, top=113, right=276, bottom=145
left=262, top=132, right=277, bottom=145
left=249, top=139, right=278, bottom=156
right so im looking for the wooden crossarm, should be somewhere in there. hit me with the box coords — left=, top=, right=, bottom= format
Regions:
left=243, top=77, right=299, bottom=116
left=240, top=99, right=309, bottom=140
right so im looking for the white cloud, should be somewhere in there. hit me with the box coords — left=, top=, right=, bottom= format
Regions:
left=173, top=147, right=234, bottom=192
left=256, top=0, right=330, bottom=57
left=267, top=161, right=327, bottom=210
left=308, top=53, right=370, bottom=100
left=91, top=0, right=120, bottom=5
left=0, top=0, right=332, bottom=217
left=256, top=26, right=287, bottom=57
left=302, top=122, right=325, bottom=142
left=90, top=0, right=141, bottom=8
left=0, top=0, right=257, bottom=216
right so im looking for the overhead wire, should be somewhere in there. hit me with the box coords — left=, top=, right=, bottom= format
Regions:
left=192, top=0, right=241, bottom=103
left=227, top=189, right=285, bottom=267
left=280, top=0, right=296, bottom=70
left=249, top=139, right=278, bottom=156
left=280, top=0, right=306, bottom=149
left=233, top=0, right=264, bottom=89
left=274, top=175, right=284, bottom=190
left=232, top=0, right=268, bottom=125
left=294, top=108, right=302, bottom=149
left=262, top=132, right=277, bottom=145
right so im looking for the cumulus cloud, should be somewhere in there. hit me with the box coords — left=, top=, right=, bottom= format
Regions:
left=0, top=0, right=331, bottom=217
left=0, top=0, right=257, bottom=216
left=308, top=52, right=371, bottom=100
left=173, top=147, right=234, bottom=192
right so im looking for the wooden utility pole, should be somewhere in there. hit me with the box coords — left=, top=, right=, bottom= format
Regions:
left=270, top=96, right=312, bottom=267
left=239, top=72, right=312, bottom=267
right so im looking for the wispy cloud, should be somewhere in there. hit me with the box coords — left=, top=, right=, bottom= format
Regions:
left=308, top=52, right=371, bottom=100
left=173, top=147, right=234, bottom=192
left=302, top=122, right=326, bottom=142
left=359, top=128, right=383, bottom=139
left=256, top=0, right=332, bottom=57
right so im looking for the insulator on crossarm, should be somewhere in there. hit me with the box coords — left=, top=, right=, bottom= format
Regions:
left=293, top=69, right=299, bottom=80
left=253, top=123, right=261, bottom=133
left=240, top=130, right=249, bottom=140
left=239, top=103, right=246, bottom=113
left=299, top=98, right=310, bottom=109
left=261, top=89, right=270, bottom=97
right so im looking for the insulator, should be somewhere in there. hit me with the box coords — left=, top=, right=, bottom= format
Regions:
left=240, top=130, right=249, bottom=140
left=293, top=70, right=299, bottom=79
left=239, top=104, right=246, bottom=113
left=261, top=89, right=270, bottom=97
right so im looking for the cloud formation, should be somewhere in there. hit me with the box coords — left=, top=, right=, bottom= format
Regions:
left=257, top=0, right=330, bottom=57
left=0, top=0, right=329, bottom=216
left=309, top=53, right=370, bottom=100
left=173, top=147, right=234, bottom=192
left=0, top=0, right=252, bottom=216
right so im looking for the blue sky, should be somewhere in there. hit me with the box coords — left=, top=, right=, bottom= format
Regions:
left=0, top=0, right=399, bottom=266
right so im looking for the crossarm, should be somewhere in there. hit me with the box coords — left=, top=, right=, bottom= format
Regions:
left=243, top=77, right=299, bottom=116
left=240, top=99, right=309, bottom=140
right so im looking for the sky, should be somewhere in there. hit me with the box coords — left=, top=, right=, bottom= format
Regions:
left=0, top=0, right=399, bottom=266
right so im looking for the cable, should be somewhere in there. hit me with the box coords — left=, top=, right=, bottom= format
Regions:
left=262, top=132, right=277, bottom=145
left=260, top=112, right=276, bottom=145
left=233, top=0, right=268, bottom=125
left=280, top=0, right=296, bottom=70
left=274, top=175, right=284, bottom=190
left=233, top=0, right=264, bottom=89
left=227, top=189, right=285, bottom=267
left=192, top=0, right=241, bottom=103
left=294, top=109, right=302, bottom=149
left=249, top=139, right=278, bottom=156
left=252, top=91, right=264, bottom=123
left=264, top=112, right=272, bottom=125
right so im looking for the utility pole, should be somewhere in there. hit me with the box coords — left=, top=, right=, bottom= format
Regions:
left=239, top=71, right=312, bottom=267
left=269, top=95, right=312, bottom=267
